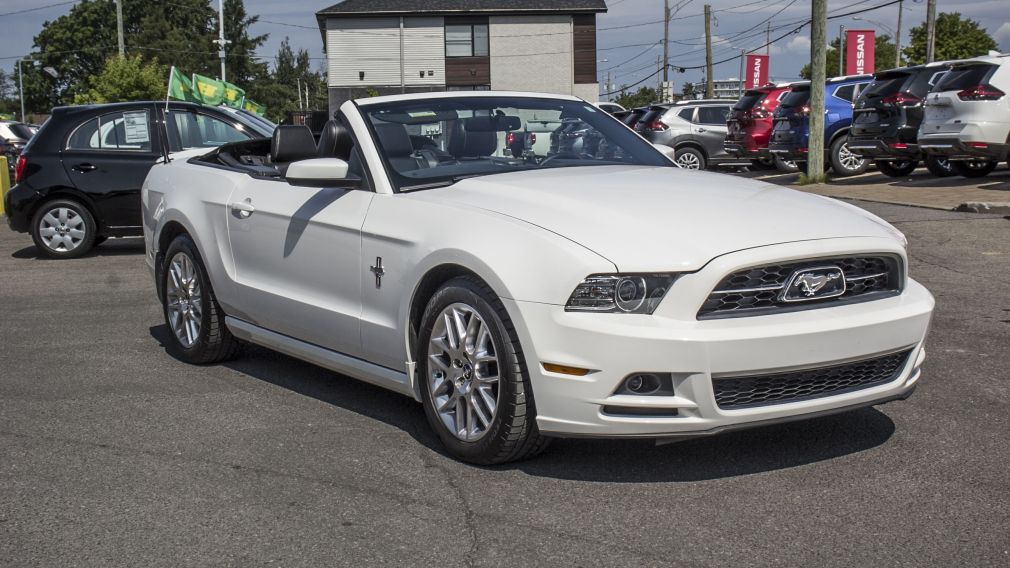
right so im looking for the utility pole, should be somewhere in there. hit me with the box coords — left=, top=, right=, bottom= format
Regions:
left=663, top=0, right=670, bottom=83
left=766, top=21, right=771, bottom=55
left=606, top=70, right=612, bottom=100
left=925, top=0, right=936, bottom=63
left=738, top=49, right=745, bottom=97
left=215, top=0, right=229, bottom=81
left=18, top=58, right=26, bottom=122
left=115, top=0, right=124, bottom=57
left=704, top=4, right=714, bottom=98
left=808, top=0, right=828, bottom=182
left=838, top=25, right=845, bottom=76
left=656, top=55, right=663, bottom=96
left=296, top=77, right=303, bottom=110
left=305, top=81, right=310, bottom=110
left=895, top=0, right=904, bottom=67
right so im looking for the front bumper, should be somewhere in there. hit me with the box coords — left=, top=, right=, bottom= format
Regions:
left=3, top=183, right=32, bottom=233
left=506, top=238, right=934, bottom=439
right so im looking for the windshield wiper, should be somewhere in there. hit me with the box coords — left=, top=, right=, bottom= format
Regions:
left=399, top=174, right=486, bottom=192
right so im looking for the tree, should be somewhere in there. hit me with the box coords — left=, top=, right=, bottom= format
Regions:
left=246, top=37, right=325, bottom=122
left=222, top=0, right=269, bottom=87
left=681, top=82, right=696, bottom=97
left=614, top=86, right=658, bottom=109
left=903, top=12, right=997, bottom=65
left=73, top=55, right=166, bottom=104
left=800, top=34, right=897, bottom=79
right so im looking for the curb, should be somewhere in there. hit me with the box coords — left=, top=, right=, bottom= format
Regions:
left=954, top=202, right=1010, bottom=215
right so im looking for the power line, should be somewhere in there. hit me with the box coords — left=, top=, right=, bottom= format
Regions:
left=0, top=0, right=77, bottom=17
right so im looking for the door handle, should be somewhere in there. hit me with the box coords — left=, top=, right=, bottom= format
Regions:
left=73, top=163, right=97, bottom=172
left=696, top=128, right=707, bottom=133
left=230, top=200, right=255, bottom=218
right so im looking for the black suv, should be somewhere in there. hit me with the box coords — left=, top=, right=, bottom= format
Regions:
left=4, top=101, right=273, bottom=258
left=848, top=63, right=955, bottom=177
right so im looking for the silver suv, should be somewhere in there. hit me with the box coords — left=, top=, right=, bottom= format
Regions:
left=919, top=53, right=1010, bottom=177
left=635, top=100, right=747, bottom=170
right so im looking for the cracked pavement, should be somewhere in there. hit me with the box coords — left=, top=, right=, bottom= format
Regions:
left=1, top=201, right=1008, bottom=566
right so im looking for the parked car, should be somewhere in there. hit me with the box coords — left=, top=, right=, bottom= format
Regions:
left=637, top=100, right=748, bottom=170
left=618, top=106, right=649, bottom=127
left=142, top=91, right=933, bottom=464
left=594, top=102, right=626, bottom=114
left=769, top=75, right=874, bottom=176
left=918, top=53, right=1010, bottom=178
left=3, top=101, right=273, bottom=258
left=848, top=63, right=956, bottom=177
left=0, top=120, right=36, bottom=172
left=725, top=82, right=799, bottom=172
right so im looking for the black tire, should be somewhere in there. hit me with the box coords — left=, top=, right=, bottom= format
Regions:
left=774, top=155, right=800, bottom=173
left=924, top=155, right=954, bottom=177
left=94, top=236, right=108, bottom=246
left=161, top=234, right=241, bottom=364
left=30, top=198, right=97, bottom=259
left=418, top=276, right=550, bottom=465
left=951, top=159, right=997, bottom=178
left=829, top=137, right=869, bottom=176
left=876, top=159, right=918, bottom=178
left=674, top=147, right=706, bottom=170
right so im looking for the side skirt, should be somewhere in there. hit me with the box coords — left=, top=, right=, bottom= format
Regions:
left=225, top=316, right=415, bottom=399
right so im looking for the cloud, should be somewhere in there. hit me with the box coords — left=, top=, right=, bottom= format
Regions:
left=770, top=34, right=809, bottom=56
left=995, top=22, right=1010, bottom=52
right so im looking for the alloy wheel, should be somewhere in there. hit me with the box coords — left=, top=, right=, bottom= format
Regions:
left=427, top=303, right=501, bottom=442
left=837, top=142, right=865, bottom=172
left=676, top=152, right=701, bottom=170
left=166, top=252, right=204, bottom=348
left=37, top=207, right=86, bottom=253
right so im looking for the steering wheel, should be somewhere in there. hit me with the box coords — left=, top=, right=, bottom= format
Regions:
left=539, top=152, right=584, bottom=167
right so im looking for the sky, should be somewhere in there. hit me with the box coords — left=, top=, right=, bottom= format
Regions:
left=2, top=0, right=1009, bottom=97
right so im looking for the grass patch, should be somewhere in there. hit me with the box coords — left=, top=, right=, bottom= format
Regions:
left=796, top=173, right=827, bottom=185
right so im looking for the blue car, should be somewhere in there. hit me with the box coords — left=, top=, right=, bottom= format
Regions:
left=769, top=75, right=874, bottom=176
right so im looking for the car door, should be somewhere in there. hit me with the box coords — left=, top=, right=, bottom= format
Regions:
left=693, top=105, right=731, bottom=159
left=164, top=107, right=256, bottom=151
left=225, top=147, right=373, bottom=359
left=61, top=105, right=161, bottom=230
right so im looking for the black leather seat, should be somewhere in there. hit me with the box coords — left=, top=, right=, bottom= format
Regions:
left=448, top=118, right=499, bottom=159
left=373, top=123, right=422, bottom=171
left=317, top=119, right=353, bottom=160
left=270, top=125, right=317, bottom=175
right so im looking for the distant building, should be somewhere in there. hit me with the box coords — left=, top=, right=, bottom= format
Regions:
left=316, top=0, right=608, bottom=113
left=686, top=78, right=744, bottom=100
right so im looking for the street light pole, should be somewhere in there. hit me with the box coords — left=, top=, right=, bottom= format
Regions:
left=895, top=0, right=904, bottom=67
left=18, top=58, right=26, bottom=122
left=838, top=25, right=845, bottom=76
left=115, top=0, right=125, bottom=57
left=216, top=0, right=228, bottom=81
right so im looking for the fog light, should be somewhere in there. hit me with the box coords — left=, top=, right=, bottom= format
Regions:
left=625, top=373, right=661, bottom=394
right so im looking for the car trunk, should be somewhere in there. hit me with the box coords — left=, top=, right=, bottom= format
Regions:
left=727, top=90, right=769, bottom=142
left=771, top=86, right=810, bottom=148
left=922, top=63, right=1001, bottom=132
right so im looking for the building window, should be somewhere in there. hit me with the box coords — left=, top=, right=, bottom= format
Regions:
left=445, top=24, right=488, bottom=57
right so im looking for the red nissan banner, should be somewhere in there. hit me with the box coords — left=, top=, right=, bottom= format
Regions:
left=745, top=54, right=769, bottom=89
left=845, top=29, right=875, bottom=75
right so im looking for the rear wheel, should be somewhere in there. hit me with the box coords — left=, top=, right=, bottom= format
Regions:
left=876, top=159, right=918, bottom=178
left=30, top=199, right=97, bottom=259
left=951, top=159, right=997, bottom=178
left=674, top=147, right=706, bottom=170
left=829, top=137, right=868, bottom=176
left=774, top=155, right=799, bottom=173
left=924, top=155, right=954, bottom=177
left=418, top=276, right=550, bottom=464
left=162, top=235, right=241, bottom=364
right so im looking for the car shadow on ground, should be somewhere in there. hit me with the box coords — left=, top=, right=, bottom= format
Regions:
left=149, top=324, right=897, bottom=483
left=12, top=237, right=145, bottom=259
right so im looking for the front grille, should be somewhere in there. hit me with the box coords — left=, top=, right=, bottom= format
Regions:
left=697, top=255, right=901, bottom=319
left=712, top=349, right=913, bottom=409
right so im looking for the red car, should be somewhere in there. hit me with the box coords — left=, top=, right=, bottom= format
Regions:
left=724, top=82, right=798, bottom=171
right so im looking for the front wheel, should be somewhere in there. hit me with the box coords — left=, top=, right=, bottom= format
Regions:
left=951, top=159, right=997, bottom=178
left=162, top=235, right=241, bottom=364
left=829, top=138, right=868, bottom=176
left=876, top=159, right=918, bottom=178
left=418, top=276, right=550, bottom=464
left=674, top=147, right=706, bottom=170
left=30, top=199, right=96, bottom=259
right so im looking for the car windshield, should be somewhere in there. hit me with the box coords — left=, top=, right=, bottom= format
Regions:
left=361, top=96, right=672, bottom=192
left=933, top=64, right=996, bottom=92
left=860, top=74, right=910, bottom=99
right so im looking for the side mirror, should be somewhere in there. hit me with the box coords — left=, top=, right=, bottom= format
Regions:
left=652, top=143, right=679, bottom=165
left=285, top=158, right=359, bottom=188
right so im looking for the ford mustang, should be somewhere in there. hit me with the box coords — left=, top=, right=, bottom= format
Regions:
left=142, top=91, right=934, bottom=464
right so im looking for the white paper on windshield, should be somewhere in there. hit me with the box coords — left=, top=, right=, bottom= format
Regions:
left=122, top=111, right=151, bottom=144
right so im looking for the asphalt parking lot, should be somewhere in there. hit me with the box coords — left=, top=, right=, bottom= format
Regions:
left=1, top=200, right=1008, bottom=566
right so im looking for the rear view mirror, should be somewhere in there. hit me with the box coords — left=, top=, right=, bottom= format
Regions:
left=652, top=143, right=678, bottom=165
left=286, top=158, right=359, bottom=188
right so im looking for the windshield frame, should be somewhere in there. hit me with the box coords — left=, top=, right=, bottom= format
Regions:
left=355, top=95, right=675, bottom=193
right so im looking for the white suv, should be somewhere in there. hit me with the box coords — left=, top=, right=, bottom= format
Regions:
left=919, top=53, right=1010, bottom=177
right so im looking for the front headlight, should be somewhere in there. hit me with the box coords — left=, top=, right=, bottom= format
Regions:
left=565, top=274, right=679, bottom=314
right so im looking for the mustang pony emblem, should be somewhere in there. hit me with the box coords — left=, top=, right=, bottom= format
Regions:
left=782, top=266, right=847, bottom=302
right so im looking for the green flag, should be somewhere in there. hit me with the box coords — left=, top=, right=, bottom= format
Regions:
left=222, top=81, right=245, bottom=108
left=0, top=112, right=14, bottom=120
left=167, top=67, right=197, bottom=102
left=192, top=73, right=225, bottom=105
left=243, top=99, right=266, bottom=116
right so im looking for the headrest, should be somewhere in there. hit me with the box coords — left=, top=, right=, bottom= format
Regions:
left=271, top=125, right=317, bottom=163
left=463, top=115, right=522, bottom=132
left=448, top=119, right=498, bottom=158
left=372, top=122, right=414, bottom=157
left=317, top=119, right=353, bottom=160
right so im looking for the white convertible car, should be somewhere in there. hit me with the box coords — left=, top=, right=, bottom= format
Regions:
left=143, top=91, right=934, bottom=464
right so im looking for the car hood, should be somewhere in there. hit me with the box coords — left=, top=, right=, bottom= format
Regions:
left=412, top=165, right=897, bottom=271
